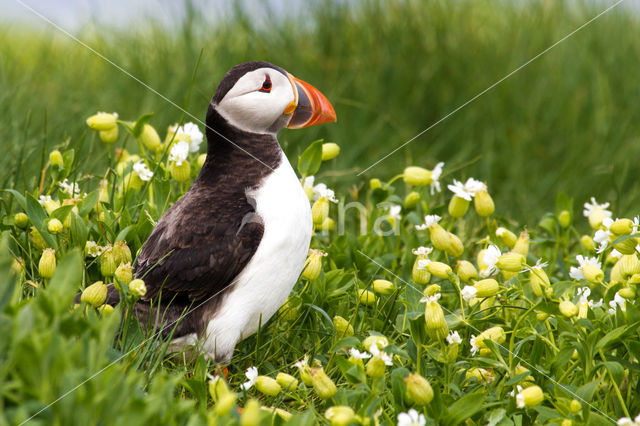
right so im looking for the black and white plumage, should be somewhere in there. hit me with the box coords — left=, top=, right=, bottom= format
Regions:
left=127, top=61, right=336, bottom=361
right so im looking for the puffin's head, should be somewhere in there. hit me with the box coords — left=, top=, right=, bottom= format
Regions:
left=211, top=61, right=336, bottom=134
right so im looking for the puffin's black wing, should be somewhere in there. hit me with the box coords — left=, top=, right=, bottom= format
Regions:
left=134, top=185, right=263, bottom=302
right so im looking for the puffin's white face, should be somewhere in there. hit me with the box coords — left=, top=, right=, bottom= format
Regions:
left=216, top=67, right=296, bottom=134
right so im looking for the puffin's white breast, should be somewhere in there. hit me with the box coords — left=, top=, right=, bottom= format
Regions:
left=201, top=151, right=312, bottom=358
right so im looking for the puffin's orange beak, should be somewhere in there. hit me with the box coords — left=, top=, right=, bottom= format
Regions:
left=285, top=74, right=337, bottom=129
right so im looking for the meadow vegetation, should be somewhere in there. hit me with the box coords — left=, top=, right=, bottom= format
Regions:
left=1, top=1, right=640, bottom=425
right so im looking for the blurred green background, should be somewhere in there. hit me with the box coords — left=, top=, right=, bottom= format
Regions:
left=2, top=0, right=639, bottom=224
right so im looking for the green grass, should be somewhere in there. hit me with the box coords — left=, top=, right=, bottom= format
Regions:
left=2, top=0, right=640, bottom=223
left=1, top=1, right=640, bottom=425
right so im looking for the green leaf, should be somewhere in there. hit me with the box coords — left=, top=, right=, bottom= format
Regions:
left=78, top=190, right=99, bottom=217
left=50, top=205, right=74, bottom=222
left=46, top=249, right=83, bottom=309
left=297, top=139, right=323, bottom=177
left=25, top=193, right=57, bottom=250
left=595, top=323, right=638, bottom=352
left=3, top=189, right=26, bottom=210
left=121, top=112, right=154, bottom=138
left=441, top=391, right=486, bottom=425
left=335, top=356, right=366, bottom=383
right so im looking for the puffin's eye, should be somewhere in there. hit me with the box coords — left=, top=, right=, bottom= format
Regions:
left=259, top=76, right=272, bottom=93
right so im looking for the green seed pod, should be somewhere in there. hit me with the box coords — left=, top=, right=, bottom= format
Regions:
left=113, top=241, right=132, bottom=265
left=129, top=279, right=147, bottom=297
left=474, top=278, right=499, bottom=298
left=404, top=373, right=434, bottom=405
left=496, top=253, right=526, bottom=272
left=426, top=261, right=452, bottom=279
left=614, top=237, right=638, bottom=255
left=611, top=218, right=633, bottom=235
left=529, top=268, right=550, bottom=297
left=455, top=260, right=478, bottom=283
left=496, top=227, right=517, bottom=248
left=365, top=356, right=386, bottom=378
left=448, top=195, right=470, bottom=218
left=170, top=159, right=191, bottom=182
left=114, top=262, right=133, bottom=286
left=403, top=191, right=420, bottom=209
left=14, top=212, right=29, bottom=229
left=99, top=126, right=119, bottom=144
left=47, top=218, right=63, bottom=235
left=373, top=279, right=395, bottom=295
left=358, top=289, right=377, bottom=305
left=369, top=178, right=382, bottom=190
left=559, top=300, right=578, bottom=317
left=325, top=406, right=356, bottom=426
left=424, top=296, right=448, bottom=340
left=255, top=376, right=281, bottom=396
left=86, top=112, right=117, bottom=131
left=302, top=249, right=325, bottom=280
left=513, top=231, right=530, bottom=257
left=321, top=143, right=340, bottom=161
left=474, top=190, right=495, bottom=217
left=580, top=235, right=596, bottom=252
left=311, top=198, right=330, bottom=225
left=516, top=385, right=544, bottom=408
left=310, top=367, right=337, bottom=399
left=140, top=123, right=163, bottom=152
left=240, top=399, right=262, bottom=426
left=49, top=150, right=64, bottom=168
left=332, top=315, right=354, bottom=337
left=275, top=373, right=298, bottom=391
left=570, top=399, right=582, bottom=413
left=81, top=281, right=108, bottom=307
left=412, top=256, right=431, bottom=285
left=558, top=210, right=571, bottom=228
left=100, top=246, right=117, bottom=277
left=196, top=153, right=207, bottom=168
left=582, top=264, right=604, bottom=284
left=403, top=166, right=432, bottom=186
left=38, top=248, right=56, bottom=278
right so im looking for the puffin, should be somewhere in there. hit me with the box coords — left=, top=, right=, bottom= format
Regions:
left=128, top=61, right=336, bottom=361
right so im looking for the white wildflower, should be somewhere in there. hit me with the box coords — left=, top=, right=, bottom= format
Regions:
left=85, top=241, right=105, bottom=257
left=509, top=384, right=523, bottom=397
left=416, top=258, right=431, bottom=270
left=133, top=160, right=153, bottom=181
left=594, top=217, right=615, bottom=253
left=412, top=246, right=433, bottom=256
left=312, top=183, right=338, bottom=203
left=369, top=343, right=393, bottom=366
left=168, top=140, right=190, bottom=166
left=397, top=409, right=426, bottom=426
left=419, top=293, right=441, bottom=304
left=429, top=162, right=444, bottom=195
left=58, top=179, right=84, bottom=198
left=38, top=195, right=53, bottom=206
left=569, top=255, right=601, bottom=280
left=446, top=331, right=462, bottom=345
left=461, top=285, right=478, bottom=302
left=481, top=245, right=501, bottom=277
left=387, top=204, right=402, bottom=220
left=348, top=348, right=371, bottom=359
left=416, top=214, right=441, bottom=230
left=470, top=335, right=479, bottom=355
left=175, top=122, right=204, bottom=152
left=608, top=292, right=627, bottom=315
left=577, top=286, right=603, bottom=309
left=448, top=179, right=474, bottom=201
left=583, top=197, right=611, bottom=218
left=241, top=366, right=259, bottom=390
